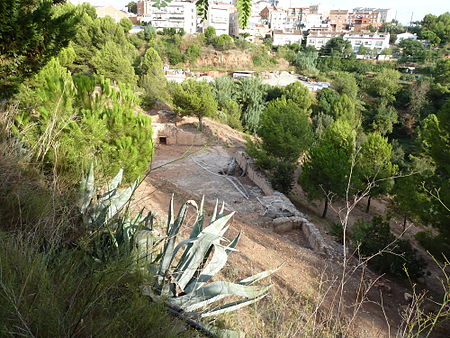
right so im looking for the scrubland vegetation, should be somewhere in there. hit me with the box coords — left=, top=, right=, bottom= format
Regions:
left=1, top=0, right=449, bottom=336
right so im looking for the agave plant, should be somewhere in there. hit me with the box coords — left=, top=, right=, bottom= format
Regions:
left=144, top=196, right=276, bottom=321
left=79, top=165, right=154, bottom=263
left=79, top=167, right=276, bottom=335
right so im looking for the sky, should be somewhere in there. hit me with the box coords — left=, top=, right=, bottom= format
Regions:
left=87, top=0, right=449, bottom=25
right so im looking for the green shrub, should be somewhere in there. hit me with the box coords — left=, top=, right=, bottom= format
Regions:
left=0, top=233, right=187, bottom=337
left=352, top=217, right=426, bottom=279
left=415, top=231, right=450, bottom=261
left=214, top=34, right=235, bottom=51
left=13, top=59, right=153, bottom=184
left=330, top=222, right=344, bottom=243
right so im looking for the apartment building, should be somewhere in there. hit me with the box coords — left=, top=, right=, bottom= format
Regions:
left=137, top=0, right=197, bottom=34
left=306, top=31, right=390, bottom=54
left=344, top=32, right=390, bottom=53
left=272, top=29, right=303, bottom=46
left=352, top=8, right=396, bottom=23
left=306, top=31, right=342, bottom=49
left=204, top=2, right=232, bottom=35
left=348, top=11, right=382, bottom=30
left=329, top=10, right=349, bottom=32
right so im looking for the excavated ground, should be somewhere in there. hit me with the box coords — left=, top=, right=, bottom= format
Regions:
left=132, top=117, right=449, bottom=337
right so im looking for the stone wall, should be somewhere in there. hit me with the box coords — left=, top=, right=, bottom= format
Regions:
left=234, top=151, right=274, bottom=195
left=234, top=151, right=331, bottom=256
left=152, top=123, right=206, bottom=146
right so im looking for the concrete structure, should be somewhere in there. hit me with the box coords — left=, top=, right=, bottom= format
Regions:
left=137, top=1, right=197, bottom=34
left=94, top=6, right=129, bottom=23
left=395, top=32, right=418, bottom=44
left=204, top=1, right=232, bottom=35
left=272, top=29, right=303, bottom=45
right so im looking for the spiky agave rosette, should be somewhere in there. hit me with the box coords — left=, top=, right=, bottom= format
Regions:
left=79, top=167, right=278, bottom=336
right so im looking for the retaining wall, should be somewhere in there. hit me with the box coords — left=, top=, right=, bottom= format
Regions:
left=234, top=151, right=331, bottom=256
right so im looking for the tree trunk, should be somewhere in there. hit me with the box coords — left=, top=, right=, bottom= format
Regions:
left=198, top=116, right=203, bottom=130
left=403, top=215, right=407, bottom=230
left=322, top=198, right=328, bottom=218
left=366, top=195, right=372, bottom=213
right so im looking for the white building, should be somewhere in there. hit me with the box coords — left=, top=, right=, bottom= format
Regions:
left=137, top=1, right=197, bottom=34
left=306, top=31, right=341, bottom=50
left=269, top=7, right=287, bottom=30
left=344, top=32, right=390, bottom=54
left=204, top=2, right=232, bottom=35
left=395, top=32, right=417, bottom=44
left=306, top=31, right=390, bottom=54
left=272, top=29, right=303, bottom=45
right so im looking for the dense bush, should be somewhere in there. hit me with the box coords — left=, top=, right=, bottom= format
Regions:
left=415, top=231, right=450, bottom=261
left=352, top=217, right=426, bottom=279
left=13, top=59, right=153, bottom=184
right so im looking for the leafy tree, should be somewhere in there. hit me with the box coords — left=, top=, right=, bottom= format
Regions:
left=282, top=82, right=311, bottom=111
left=212, top=76, right=237, bottom=105
left=186, top=44, right=201, bottom=63
left=294, top=46, right=319, bottom=74
left=416, top=103, right=450, bottom=239
left=216, top=100, right=243, bottom=130
left=330, top=94, right=360, bottom=129
left=247, top=98, right=313, bottom=193
left=143, top=25, right=157, bottom=41
left=127, top=1, right=137, bottom=14
left=419, top=30, right=441, bottom=46
left=355, top=133, right=397, bottom=212
left=92, top=41, right=137, bottom=85
left=315, top=88, right=340, bottom=115
left=352, top=217, right=425, bottom=279
left=366, top=69, right=401, bottom=104
left=319, top=37, right=353, bottom=58
left=329, top=71, right=358, bottom=100
left=236, top=77, right=266, bottom=133
left=313, top=112, right=334, bottom=138
left=0, top=0, right=79, bottom=98
left=172, top=79, right=218, bottom=129
left=357, top=45, right=372, bottom=56
left=139, top=47, right=170, bottom=106
left=13, top=59, right=153, bottom=183
left=204, top=26, right=216, bottom=43
left=398, top=39, right=429, bottom=63
left=119, top=18, right=132, bottom=32
left=420, top=12, right=450, bottom=44
left=213, top=34, right=235, bottom=51
left=367, top=102, right=398, bottom=135
left=299, top=120, right=356, bottom=217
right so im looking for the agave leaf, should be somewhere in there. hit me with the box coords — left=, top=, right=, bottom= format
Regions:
left=106, top=180, right=138, bottom=220
left=175, top=232, right=220, bottom=290
left=79, top=163, right=95, bottom=214
left=184, top=233, right=241, bottom=294
left=99, top=168, right=123, bottom=202
left=201, top=294, right=268, bottom=318
left=239, top=266, right=281, bottom=286
left=158, top=200, right=196, bottom=287
left=211, top=199, right=219, bottom=223
left=218, top=201, right=225, bottom=218
left=167, top=194, right=175, bottom=234
left=175, top=212, right=235, bottom=289
left=134, top=230, right=154, bottom=262
left=173, top=281, right=271, bottom=312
